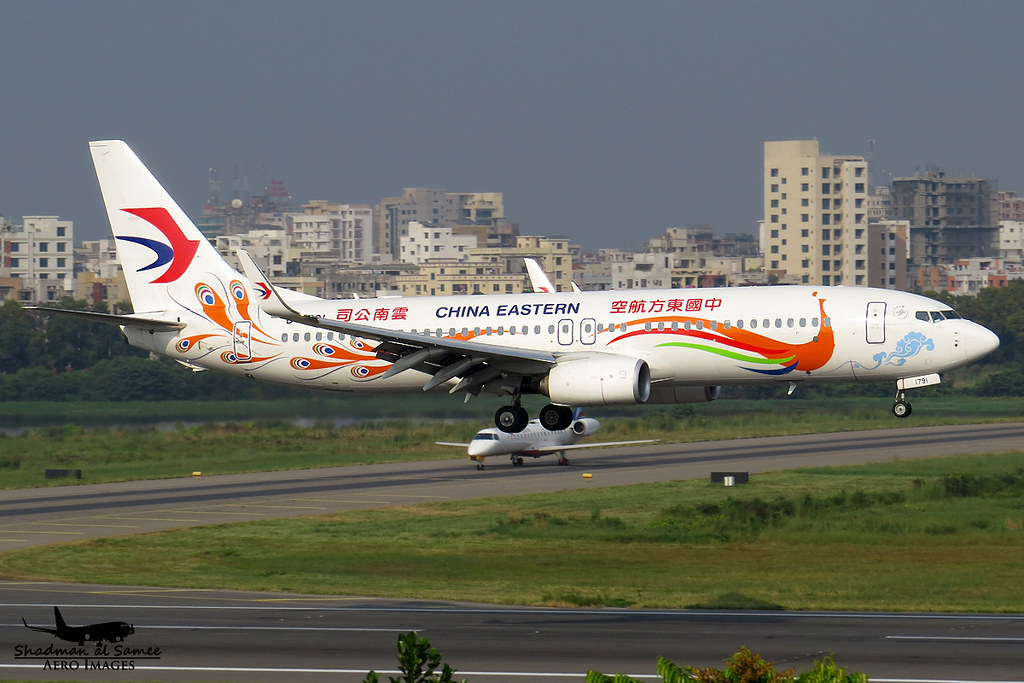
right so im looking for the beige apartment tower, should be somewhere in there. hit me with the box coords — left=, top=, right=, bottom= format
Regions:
left=763, top=140, right=870, bottom=286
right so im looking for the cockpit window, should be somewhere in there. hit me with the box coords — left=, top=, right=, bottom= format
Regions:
left=472, top=433, right=498, bottom=441
left=916, top=309, right=963, bottom=322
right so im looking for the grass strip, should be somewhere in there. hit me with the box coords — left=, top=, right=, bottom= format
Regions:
left=3, top=451, right=1023, bottom=612
left=3, top=396, right=1023, bottom=489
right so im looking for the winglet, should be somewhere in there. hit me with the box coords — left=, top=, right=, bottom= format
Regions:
left=237, top=249, right=316, bottom=324
left=524, top=258, right=555, bottom=293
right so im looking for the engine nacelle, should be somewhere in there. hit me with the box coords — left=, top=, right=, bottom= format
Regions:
left=647, top=385, right=721, bottom=404
left=571, top=417, right=600, bottom=436
left=542, top=355, right=651, bottom=406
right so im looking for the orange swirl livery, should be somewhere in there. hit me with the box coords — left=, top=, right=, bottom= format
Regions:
left=613, top=296, right=835, bottom=376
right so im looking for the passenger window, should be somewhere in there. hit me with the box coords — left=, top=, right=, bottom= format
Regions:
left=304, top=332, right=311, bottom=342
left=811, top=317, right=819, bottom=327
left=750, top=319, right=757, bottom=329
left=281, top=333, right=288, bottom=342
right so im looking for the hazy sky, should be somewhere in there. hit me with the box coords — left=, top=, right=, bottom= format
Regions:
left=2, top=1, right=1023, bottom=251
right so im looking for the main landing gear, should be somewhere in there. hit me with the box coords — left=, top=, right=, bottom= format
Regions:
left=494, top=400, right=574, bottom=433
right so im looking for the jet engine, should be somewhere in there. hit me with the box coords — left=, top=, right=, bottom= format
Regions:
left=647, top=385, right=721, bottom=404
left=542, top=355, right=651, bottom=405
left=571, top=417, right=600, bottom=436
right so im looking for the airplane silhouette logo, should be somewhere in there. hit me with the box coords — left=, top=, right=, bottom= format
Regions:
left=22, top=606, right=134, bottom=646
left=116, top=207, right=199, bottom=283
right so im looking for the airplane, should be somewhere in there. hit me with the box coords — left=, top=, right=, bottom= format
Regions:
left=31, top=141, right=1000, bottom=436
left=22, top=606, right=134, bottom=645
left=438, top=410, right=656, bottom=469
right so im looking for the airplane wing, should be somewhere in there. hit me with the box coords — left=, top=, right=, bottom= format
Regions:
left=239, top=250, right=558, bottom=397
left=21, top=618, right=57, bottom=636
left=527, top=439, right=658, bottom=453
left=435, top=442, right=472, bottom=448
left=25, top=307, right=186, bottom=331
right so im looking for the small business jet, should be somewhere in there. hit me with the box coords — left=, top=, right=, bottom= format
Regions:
left=22, top=607, right=134, bottom=646
left=31, top=141, right=1000, bottom=434
left=438, top=411, right=655, bottom=469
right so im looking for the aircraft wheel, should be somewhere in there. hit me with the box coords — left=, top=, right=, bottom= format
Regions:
left=495, top=405, right=529, bottom=433
left=539, top=404, right=574, bottom=431
left=558, top=456, right=569, bottom=466
left=476, top=463, right=484, bottom=471
left=513, top=456, right=524, bottom=467
left=892, top=401, right=912, bottom=418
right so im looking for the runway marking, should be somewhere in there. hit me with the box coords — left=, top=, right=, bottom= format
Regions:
left=100, top=516, right=201, bottom=522
left=173, top=509, right=265, bottom=515
left=237, top=504, right=328, bottom=510
left=0, top=529, right=83, bottom=535
left=886, top=635, right=1024, bottom=642
left=143, top=625, right=418, bottom=632
left=0, top=539, right=26, bottom=543
left=25, top=528, right=141, bottom=532
left=0, top=666, right=1015, bottom=682
left=298, top=497, right=396, bottom=504
left=0, top=664, right=657, bottom=679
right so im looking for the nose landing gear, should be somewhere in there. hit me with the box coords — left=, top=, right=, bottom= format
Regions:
left=892, top=390, right=912, bottom=418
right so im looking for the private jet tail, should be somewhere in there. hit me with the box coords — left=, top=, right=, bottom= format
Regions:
left=89, top=140, right=243, bottom=315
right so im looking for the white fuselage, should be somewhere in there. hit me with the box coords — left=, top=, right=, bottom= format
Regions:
left=125, top=279, right=999, bottom=402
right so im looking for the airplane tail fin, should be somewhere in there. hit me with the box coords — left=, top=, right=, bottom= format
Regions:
left=89, top=140, right=242, bottom=314
left=53, top=606, right=68, bottom=631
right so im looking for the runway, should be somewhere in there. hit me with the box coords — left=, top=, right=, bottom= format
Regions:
left=2, top=422, right=1023, bottom=551
left=2, top=581, right=1023, bottom=682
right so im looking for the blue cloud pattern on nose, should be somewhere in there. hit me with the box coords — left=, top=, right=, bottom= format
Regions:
left=855, top=332, right=935, bottom=371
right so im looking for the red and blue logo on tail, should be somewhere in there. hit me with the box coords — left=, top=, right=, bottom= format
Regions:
left=116, top=207, right=199, bottom=284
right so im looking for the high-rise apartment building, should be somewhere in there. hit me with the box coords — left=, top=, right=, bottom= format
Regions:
left=891, top=170, right=998, bottom=268
left=763, top=140, right=870, bottom=286
left=373, top=189, right=504, bottom=260
left=0, top=216, right=74, bottom=303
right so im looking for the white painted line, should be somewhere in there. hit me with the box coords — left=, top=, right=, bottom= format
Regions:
left=886, top=635, right=1024, bottom=642
left=142, top=625, right=418, bottom=632
left=0, top=665, right=633, bottom=679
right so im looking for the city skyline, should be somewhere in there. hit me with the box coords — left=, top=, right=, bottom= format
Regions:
left=3, top=2, right=1024, bottom=251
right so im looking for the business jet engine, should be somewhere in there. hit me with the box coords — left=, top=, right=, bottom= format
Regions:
left=542, top=355, right=651, bottom=406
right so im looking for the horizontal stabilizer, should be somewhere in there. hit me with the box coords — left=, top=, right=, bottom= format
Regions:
left=26, top=307, right=185, bottom=331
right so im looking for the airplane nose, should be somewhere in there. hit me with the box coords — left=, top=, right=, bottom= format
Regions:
left=964, top=323, right=1000, bottom=362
